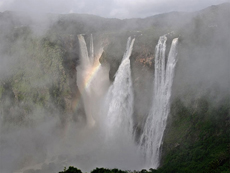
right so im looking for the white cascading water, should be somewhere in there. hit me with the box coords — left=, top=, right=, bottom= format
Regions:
left=77, top=34, right=94, bottom=127
left=78, top=35, right=91, bottom=70
left=90, top=34, right=94, bottom=61
left=77, top=34, right=178, bottom=170
left=140, top=36, right=179, bottom=169
left=105, top=37, right=135, bottom=140
left=96, top=37, right=144, bottom=171
left=77, top=34, right=109, bottom=128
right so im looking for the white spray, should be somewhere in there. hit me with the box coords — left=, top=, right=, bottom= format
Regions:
left=76, top=34, right=109, bottom=128
left=140, top=36, right=179, bottom=168
left=105, top=37, right=135, bottom=140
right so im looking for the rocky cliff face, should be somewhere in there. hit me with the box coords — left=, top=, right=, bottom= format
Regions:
left=0, top=3, right=229, bottom=172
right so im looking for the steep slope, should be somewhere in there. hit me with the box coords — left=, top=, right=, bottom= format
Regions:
left=0, top=3, right=229, bottom=172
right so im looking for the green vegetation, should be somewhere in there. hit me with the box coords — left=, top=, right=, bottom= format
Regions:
left=91, top=168, right=128, bottom=173
left=159, top=97, right=230, bottom=172
left=59, top=167, right=158, bottom=173
left=59, top=96, right=230, bottom=173
left=59, top=166, right=82, bottom=173
left=0, top=3, right=229, bottom=173
left=0, top=26, right=71, bottom=125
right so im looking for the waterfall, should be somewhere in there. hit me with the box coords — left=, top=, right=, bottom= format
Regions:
left=78, top=34, right=90, bottom=69
left=154, top=36, right=167, bottom=95
left=105, top=37, right=135, bottom=139
left=77, top=34, right=178, bottom=168
left=77, top=34, right=109, bottom=128
left=90, top=34, right=94, bottom=62
left=140, top=36, right=179, bottom=168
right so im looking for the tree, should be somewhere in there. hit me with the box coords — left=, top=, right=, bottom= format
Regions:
left=59, top=166, right=82, bottom=173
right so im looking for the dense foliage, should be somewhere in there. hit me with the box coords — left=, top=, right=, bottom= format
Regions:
left=160, top=97, right=230, bottom=172
left=0, top=3, right=229, bottom=173
left=59, top=94, right=230, bottom=173
left=59, top=167, right=158, bottom=173
left=0, top=28, right=71, bottom=127
left=59, top=166, right=82, bottom=173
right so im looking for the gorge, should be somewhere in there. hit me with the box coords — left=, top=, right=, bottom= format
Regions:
left=0, top=3, right=229, bottom=173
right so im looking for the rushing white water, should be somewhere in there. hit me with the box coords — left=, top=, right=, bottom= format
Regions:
left=77, top=34, right=178, bottom=169
left=105, top=37, right=135, bottom=140
left=77, top=34, right=110, bottom=128
left=90, top=34, right=94, bottom=62
left=140, top=36, right=179, bottom=168
left=78, top=34, right=90, bottom=69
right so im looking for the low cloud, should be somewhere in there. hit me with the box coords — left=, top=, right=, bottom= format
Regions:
left=0, top=0, right=229, bottom=18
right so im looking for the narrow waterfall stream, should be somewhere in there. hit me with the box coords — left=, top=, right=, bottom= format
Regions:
left=140, top=36, right=179, bottom=169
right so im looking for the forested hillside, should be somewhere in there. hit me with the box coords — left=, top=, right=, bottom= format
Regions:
left=0, top=3, right=229, bottom=173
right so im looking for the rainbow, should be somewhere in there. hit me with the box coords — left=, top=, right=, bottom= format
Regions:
left=62, top=35, right=105, bottom=136
left=72, top=46, right=104, bottom=114
left=83, top=60, right=102, bottom=91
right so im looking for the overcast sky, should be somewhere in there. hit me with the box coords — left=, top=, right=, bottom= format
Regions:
left=0, top=0, right=229, bottom=19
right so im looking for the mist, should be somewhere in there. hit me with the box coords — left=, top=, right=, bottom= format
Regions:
left=0, top=2, right=230, bottom=173
left=172, top=4, right=230, bottom=103
left=1, top=0, right=230, bottom=18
